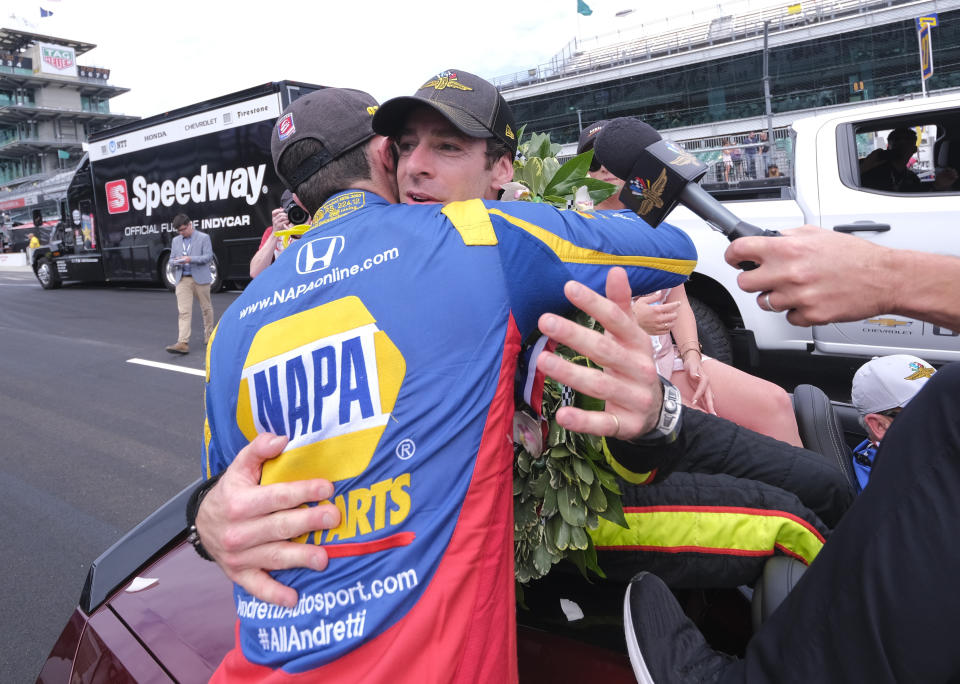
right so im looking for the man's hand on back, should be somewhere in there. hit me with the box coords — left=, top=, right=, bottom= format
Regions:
left=196, top=433, right=342, bottom=608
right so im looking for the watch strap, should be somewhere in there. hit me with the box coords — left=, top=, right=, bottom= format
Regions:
left=629, top=375, right=683, bottom=445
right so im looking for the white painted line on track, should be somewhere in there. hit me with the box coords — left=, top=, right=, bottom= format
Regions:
left=127, top=358, right=205, bottom=377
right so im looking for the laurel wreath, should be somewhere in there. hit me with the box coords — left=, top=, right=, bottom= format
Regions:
left=507, top=130, right=628, bottom=585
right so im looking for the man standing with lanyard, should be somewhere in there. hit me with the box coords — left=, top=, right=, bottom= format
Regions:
left=166, top=212, right=214, bottom=355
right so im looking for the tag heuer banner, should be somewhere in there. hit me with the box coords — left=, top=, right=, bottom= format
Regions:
left=38, top=42, right=77, bottom=77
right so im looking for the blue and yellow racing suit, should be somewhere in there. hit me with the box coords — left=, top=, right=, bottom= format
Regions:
left=203, top=190, right=696, bottom=682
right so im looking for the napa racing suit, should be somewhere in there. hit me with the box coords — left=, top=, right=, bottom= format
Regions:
left=202, top=190, right=696, bottom=682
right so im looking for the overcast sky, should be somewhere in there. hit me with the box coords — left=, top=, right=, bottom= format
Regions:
left=2, top=0, right=788, bottom=118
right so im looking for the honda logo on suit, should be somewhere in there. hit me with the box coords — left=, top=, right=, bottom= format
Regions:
left=297, top=235, right=346, bottom=274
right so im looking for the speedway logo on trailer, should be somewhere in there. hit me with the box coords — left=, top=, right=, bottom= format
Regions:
left=103, top=164, right=267, bottom=217
left=38, top=43, right=77, bottom=77
left=105, top=180, right=129, bottom=214
left=89, top=97, right=286, bottom=248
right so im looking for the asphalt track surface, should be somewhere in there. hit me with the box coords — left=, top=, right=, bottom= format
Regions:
left=0, top=268, right=862, bottom=681
left=0, top=270, right=241, bottom=681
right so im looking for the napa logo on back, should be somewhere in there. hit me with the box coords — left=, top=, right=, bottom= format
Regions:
left=236, top=297, right=405, bottom=493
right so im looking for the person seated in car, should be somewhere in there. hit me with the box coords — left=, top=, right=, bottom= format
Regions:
left=850, top=353, right=935, bottom=493
left=860, top=126, right=957, bottom=191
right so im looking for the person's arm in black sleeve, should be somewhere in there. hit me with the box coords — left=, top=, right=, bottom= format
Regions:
left=605, top=435, right=683, bottom=483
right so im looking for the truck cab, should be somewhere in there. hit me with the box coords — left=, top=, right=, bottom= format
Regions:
left=33, top=156, right=106, bottom=289
left=668, top=93, right=960, bottom=365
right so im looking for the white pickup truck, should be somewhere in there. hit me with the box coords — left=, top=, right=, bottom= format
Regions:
left=669, top=92, right=960, bottom=365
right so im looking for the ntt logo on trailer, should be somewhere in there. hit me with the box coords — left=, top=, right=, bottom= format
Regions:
left=105, top=180, right=129, bottom=214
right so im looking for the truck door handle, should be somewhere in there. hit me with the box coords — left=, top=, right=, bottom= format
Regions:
left=833, top=222, right=891, bottom=233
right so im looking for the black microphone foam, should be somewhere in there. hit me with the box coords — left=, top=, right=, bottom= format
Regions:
left=594, top=118, right=661, bottom=178
left=593, top=116, right=780, bottom=258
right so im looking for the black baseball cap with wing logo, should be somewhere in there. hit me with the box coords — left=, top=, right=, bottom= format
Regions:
left=372, top=69, right=517, bottom=155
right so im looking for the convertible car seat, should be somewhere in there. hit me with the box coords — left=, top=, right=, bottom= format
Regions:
left=751, top=556, right=808, bottom=631
left=750, top=384, right=855, bottom=629
left=791, top=383, right=858, bottom=491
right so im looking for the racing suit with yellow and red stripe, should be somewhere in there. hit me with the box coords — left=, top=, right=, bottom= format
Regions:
left=202, top=190, right=696, bottom=682
left=595, top=409, right=854, bottom=587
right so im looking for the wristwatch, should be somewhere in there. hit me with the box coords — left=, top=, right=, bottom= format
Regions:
left=629, top=375, right=683, bottom=445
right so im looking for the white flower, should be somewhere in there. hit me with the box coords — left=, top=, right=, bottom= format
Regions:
left=513, top=411, right=544, bottom=456
left=573, top=185, right=595, bottom=212
left=501, top=181, right=532, bottom=202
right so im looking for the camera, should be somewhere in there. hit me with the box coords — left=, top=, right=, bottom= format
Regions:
left=284, top=195, right=309, bottom=225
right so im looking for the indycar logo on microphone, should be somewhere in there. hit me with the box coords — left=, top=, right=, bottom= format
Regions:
left=628, top=168, right=667, bottom=216
left=664, top=141, right=699, bottom=167
left=105, top=180, right=129, bottom=214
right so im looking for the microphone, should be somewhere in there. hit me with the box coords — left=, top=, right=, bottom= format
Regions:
left=594, top=118, right=779, bottom=242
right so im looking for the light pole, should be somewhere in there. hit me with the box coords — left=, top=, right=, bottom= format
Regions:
left=763, top=20, right=774, bottom=171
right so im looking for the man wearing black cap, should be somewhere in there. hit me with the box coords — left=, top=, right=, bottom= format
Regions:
left=198, top=84, right=696, bottom=681
left=195, top=71, right=621, bottom=598
left=577, top=119, right=627, bottom=210
left=371, top=69, right=517, bottom=205
left=195, top=70, right=523, bottom=615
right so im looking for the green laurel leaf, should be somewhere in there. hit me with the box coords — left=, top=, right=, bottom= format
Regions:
left=511, top=128, right=631, bottom=585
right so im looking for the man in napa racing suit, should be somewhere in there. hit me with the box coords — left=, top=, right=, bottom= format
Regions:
left=195, top=71, right=853, bottom=612
left=201, top=84, right=695, bottom=681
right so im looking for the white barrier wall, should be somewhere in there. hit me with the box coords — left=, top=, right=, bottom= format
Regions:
left=0, top=252, right=27, bottom=267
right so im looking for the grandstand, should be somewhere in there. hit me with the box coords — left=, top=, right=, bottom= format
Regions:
left=496, top=0, right=960, bottom=164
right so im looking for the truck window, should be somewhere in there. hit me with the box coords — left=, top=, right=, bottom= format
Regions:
left=853, top=115, right=960, bottom=194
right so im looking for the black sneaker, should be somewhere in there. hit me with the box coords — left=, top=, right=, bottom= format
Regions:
left=624, top=572, right=737, bottom=683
